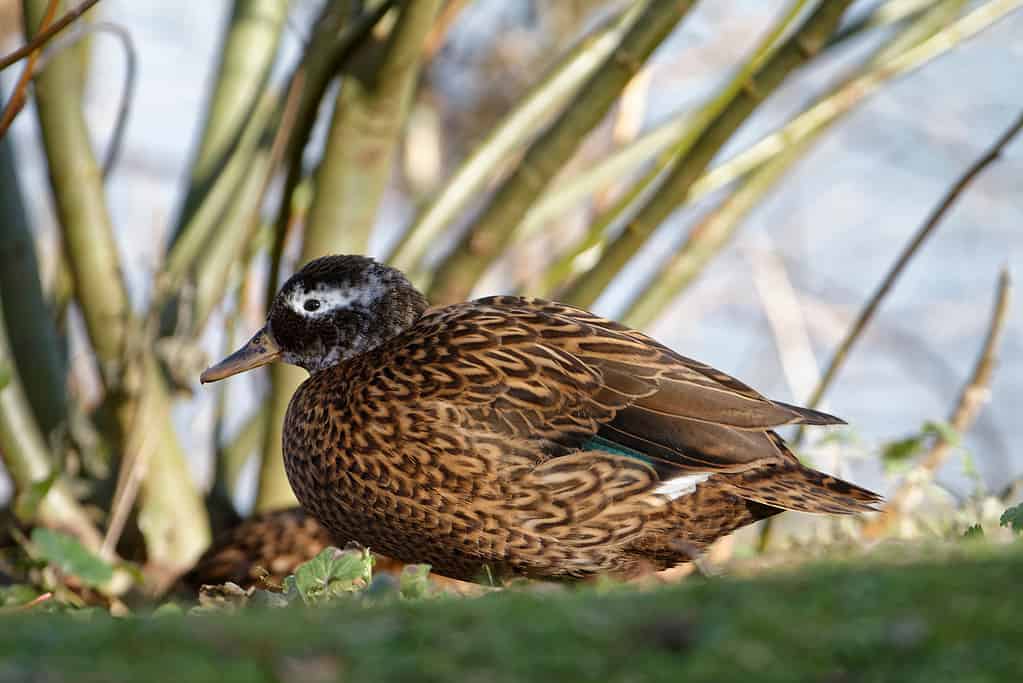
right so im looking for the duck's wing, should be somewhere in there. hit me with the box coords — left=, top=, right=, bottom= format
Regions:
left=465, top=297, right=840, bottom=471
left=387, top=297, right=878, bottom=514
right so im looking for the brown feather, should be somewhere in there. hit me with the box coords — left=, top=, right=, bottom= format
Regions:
left=275, top=295, right=879, bottom=581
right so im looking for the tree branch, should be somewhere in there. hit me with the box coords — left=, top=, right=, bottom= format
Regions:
left=0, top=0, right=100, bottom=71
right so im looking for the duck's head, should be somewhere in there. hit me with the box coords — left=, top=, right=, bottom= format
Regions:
left=200, top=255, right=428, bottom=382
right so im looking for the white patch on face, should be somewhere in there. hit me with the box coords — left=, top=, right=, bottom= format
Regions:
left=283, top=276, right=386, bottom=318
left=654, top=473, right=712, bottom=500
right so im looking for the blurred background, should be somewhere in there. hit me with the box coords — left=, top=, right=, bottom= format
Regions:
left=0, top=0, right=1020, bottom=589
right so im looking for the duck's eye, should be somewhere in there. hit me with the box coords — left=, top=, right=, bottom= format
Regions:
left=304, top=299, right=321, bottom=312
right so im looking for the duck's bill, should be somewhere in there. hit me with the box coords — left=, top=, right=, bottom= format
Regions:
left=200, top=327, right=281, bottom=383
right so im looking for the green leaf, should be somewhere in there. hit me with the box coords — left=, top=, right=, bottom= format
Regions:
left=0, top=363, right=10, bottom=389
left=399, top=564, right=433, bottom=600
left=882, top=435, right=924, bottom=472
left=31, top=528, right=113, bottom=588
left=13, top=471, right=59, bottom=524
left=963, top=524, right=984, bottom=539
left=293, top=546, right=373, bottom=604
left=922, top=421, right=960, bottom=445
left=1000, top=504, right=1023, bottom=534
left=0, top=584, right=40, bottom=607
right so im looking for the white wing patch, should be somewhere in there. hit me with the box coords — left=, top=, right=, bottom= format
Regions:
left=654, top=473, right=712, bottom=500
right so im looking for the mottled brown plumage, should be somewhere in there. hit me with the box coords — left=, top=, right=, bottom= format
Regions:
left=201, top=255, right=880, bottom=582
left=181, top=507, right=404, bottom=591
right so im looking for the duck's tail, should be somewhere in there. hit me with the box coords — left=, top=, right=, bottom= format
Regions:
left=718, top=462, right=882, bottom=514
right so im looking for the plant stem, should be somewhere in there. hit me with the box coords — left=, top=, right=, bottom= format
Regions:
left=620, top=0, right=1010, bottom=328
left=0, top=134, right=67, bottom=436
left=305, top=0, right=442, bottom=255
left=263, top=0, right=395, bottom=308
left=24, top=0, right=209, bottom=571
left=387, top=3, right=641, bottom=279
left=560, top=0, right=855, bottom=308
left=513, top=0, right=946, bottom=249
left=527, top=0, right=815, bottom=298
left=799, top=107, right=1023, bottom=426
left=165, top=0, right=288, bottom=265
left=426, top=0, right=696, bottom=305
left=0, top=292, right=100, bottom=550
left=863, top=268, right=1012, bottom=538
left=23, top=0, right=129, bottom=382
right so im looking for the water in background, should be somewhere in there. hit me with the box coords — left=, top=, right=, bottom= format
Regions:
left=4, top=1, right=1021, bottom=508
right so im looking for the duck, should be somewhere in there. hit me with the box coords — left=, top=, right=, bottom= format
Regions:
left=200, top=254, right=880, bottom=582
left=180, top=507, right=405, bottom=591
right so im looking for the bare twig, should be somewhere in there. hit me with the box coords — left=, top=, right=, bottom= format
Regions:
left=921, top=271, right=1011, bottom=473
left=423, top=0, right=469, bottom=59
left=0, top=0, right=58, bottom=136
left=756, top=109, right=1023, bottom=553
left=100, top=363, right=154, bottom=559
left=797, top=108, right=1023, bottom=425
left=0, top=592, right=53, bottom=613
left=189, top=70, right=305, bottom=330
left=0, top=0, right=101, bottom=71
left=863, top=269, right=1012, bottom=537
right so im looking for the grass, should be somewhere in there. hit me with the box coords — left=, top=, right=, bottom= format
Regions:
left=0, top=541, right=1019, bottom=682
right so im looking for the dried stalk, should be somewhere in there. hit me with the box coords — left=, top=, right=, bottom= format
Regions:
left=0, top=0, right=57, bottom=135
left=863, top=269, right=1012, bottom=537
left=0, top=0, right=100, bottom=71
left=798, top=108, right=1023, bottom=425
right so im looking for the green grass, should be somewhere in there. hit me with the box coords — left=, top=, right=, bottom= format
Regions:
left=0, top=542, right=1019, bottom=682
